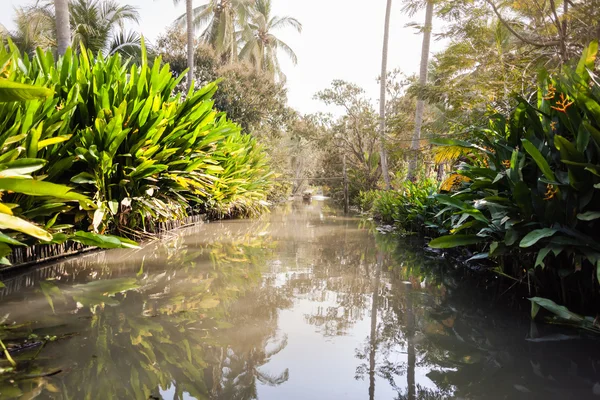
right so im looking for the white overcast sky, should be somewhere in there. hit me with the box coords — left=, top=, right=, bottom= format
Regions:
left=0, top=0, right=447, bottom=115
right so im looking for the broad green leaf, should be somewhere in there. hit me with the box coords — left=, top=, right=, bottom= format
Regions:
left=429, top=234, right=483, bottom=249
left=435, top=194, right=469, bottom=211
left=529, top=297, right=584, bottom=322
left=576, top=41, right=598, bottom=79
left=521, top=139, right=556, bottom=181
left=0, top=78, right=53, bottom=102
left=0, top=178, right=88, bottom=201
left=577, top=211, right=600, bottom=221
left=535, top=246, right=553, bottom=268
left=0, top=213, right=52, bottom=241
left=519, top=228, right=558, bottom=248
left=0, top=158, right=46, bottom=178
left=38, top=135, right=72, bottom=149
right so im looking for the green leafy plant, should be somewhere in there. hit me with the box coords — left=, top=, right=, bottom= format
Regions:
left=428, top=42, right=600, bottom=311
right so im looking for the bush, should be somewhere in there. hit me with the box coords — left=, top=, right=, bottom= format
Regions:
left=0, top=40, right=272, bottom=259
left=360, top=178, right=443, bottom=233
left=430, top=42, right=600, bottom=313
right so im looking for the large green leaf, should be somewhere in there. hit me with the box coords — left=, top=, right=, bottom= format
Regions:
left=0, top=213, right=52, bottom=241
left=70, top=231, right=139, bottom=249
left=519, top=228, right=558, bottom=248
left=576, top=41, right=598, bottom=79
left=429, top=234, right=484, bottom=249
left=0, top=78, right=53, bottom=102
left=529, top=297, right=584, bottom=322
left=521, top=139, right=556, bottom=181
left=0, top=178, right=88, bottom=201
left=577, top=211, right=600, bottom=221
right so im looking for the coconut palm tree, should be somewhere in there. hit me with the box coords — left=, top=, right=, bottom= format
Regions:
left=171, top=0, right=195, bottom=91
left=405, top=0, right=434, bottom=179
left=69, top=0, right=140, bottom=56
left=1, top=5, right=55, bottom=56
left=406, top=0, right=434, bottom=181
left=54, top=0, right=71, bottom=55
left=238, top=0, right=302, bottom=81
left=176, top=0, right=254, bottom=62
left=378, top=0, right=393, bottom=189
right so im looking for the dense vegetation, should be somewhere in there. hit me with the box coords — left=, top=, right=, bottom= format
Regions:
left=0, top=40, right=272, bottom=265
left=2, top=0, right=600, bottom=321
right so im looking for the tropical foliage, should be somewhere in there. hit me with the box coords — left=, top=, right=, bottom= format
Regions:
left=0, top=39, right=272, bottom=265
left=427, top=42, right=600, bottom=311
left=1, top=0, right=142, bottom=58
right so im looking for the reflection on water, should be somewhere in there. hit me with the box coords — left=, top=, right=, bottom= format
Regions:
left=0, top=201, right=599, bottom=399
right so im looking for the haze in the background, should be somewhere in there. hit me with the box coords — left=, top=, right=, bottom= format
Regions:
left=0, top=0, right=446, bottom=114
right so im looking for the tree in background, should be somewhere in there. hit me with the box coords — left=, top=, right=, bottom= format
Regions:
left=172, top=0, right=196, bottom=91
left=315, top=80, right=382, bottom=198
left=156, top=27, right=290, bottom=134
left=378, top=0, right=393, bottom=189
left=239, top=0, right=302, bottom=82
left=2, top=0, right=141, bottom=58
left=177, top=0, right=254, bottom=62
left=406, top=0, right=434, bottom=181
left=54, top=0, right=71, bottom=55
left=0, top=5, right=55, bottom=56
left=69, top=0, right=140, bottom=56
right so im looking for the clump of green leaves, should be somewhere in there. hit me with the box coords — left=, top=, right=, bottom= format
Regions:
left=0, top=39, right=272, bottom=264
left=429, top=42, right=600, bottom=312
left=359, top=178, right=443, bottom=233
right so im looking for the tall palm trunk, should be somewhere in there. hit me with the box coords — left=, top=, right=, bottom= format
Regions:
left=407, top=0, right=434, bottom=181
left=54, top=0, right=71, bottom=56
left=368, top=252, right=382, bottom=400
left=378, top=0, right=393, bottom=190
left=186, top=0, right=195, bottom=91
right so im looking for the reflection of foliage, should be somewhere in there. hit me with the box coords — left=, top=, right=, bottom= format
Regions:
left=0, top=221, right=288, bottom=399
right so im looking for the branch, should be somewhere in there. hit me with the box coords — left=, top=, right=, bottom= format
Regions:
left=484, top=0, right=561, bottom=48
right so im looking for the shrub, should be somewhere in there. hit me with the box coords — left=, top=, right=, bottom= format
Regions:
left=429, top=42, right=600, bottom=311
left=360, top=178, right=444, bottom=233
left=0, top=40, right=272, bottom=255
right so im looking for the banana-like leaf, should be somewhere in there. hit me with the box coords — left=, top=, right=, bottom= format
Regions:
left=519, top=228, right=557, bottom=248
left=0, top=213, right=52, bottom=241
left=0, top=178, right=89, bottom=201
left=521, top=139, right=556, bottom=181
left=429, top=234, right=484, bottom=249
left=0, top=78, right=53, bottom=102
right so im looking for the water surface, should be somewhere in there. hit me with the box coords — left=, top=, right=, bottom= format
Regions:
left=0, top=202, right=599, bottom=399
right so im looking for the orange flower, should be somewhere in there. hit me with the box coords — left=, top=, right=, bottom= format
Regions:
left=550, top=121, right=557, bottom=131
left=551, top=93, right=574, bottom=113
left=502, top=159, right=511, bottom=168
left=544, top=184, right=558, bottom=200
left=543, top=83, right=556, bottom=100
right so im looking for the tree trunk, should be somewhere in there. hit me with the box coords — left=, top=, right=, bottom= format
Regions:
left=407, top=0, right=434, bottom=181
left=378, top=0, right=393, bottom=190
left=54, top=0, right=71, bottom=56
left=368, top=252, right=382, bottom=400
left=186, top=0, right=195, bottom=92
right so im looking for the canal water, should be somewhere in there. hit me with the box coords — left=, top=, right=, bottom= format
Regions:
left=0, top=201, right=599, bottom=399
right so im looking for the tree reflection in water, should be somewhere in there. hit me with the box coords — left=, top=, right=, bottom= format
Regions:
left=0, top=203, right=599, bottom=399
left=0, top=219, right=290, bottom=399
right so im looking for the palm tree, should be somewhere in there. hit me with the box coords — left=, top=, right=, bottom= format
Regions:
left=1, top=5, right=55, bottom=56
left=54, top=0, right=71, bottom=55
left=378, top=0, right=393, bottom=189
left=69, top=0, right=140, bottom=56
left=406, top=0, right=434, bottom=181
left=176, top=0, right=254, bottom=62
left=239, top=0, right=302, bottom=81
left=172, top=0, right=195, bottom=91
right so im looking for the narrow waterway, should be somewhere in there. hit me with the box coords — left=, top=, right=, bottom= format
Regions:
left=0, top=201, right=599, bottom=399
